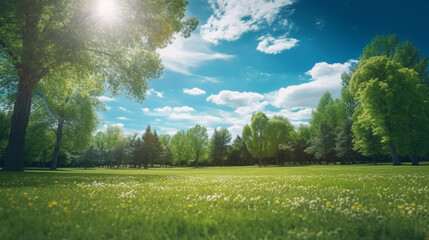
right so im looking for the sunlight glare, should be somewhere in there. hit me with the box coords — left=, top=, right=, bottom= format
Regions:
left=97, top=0, right=116, bottom=19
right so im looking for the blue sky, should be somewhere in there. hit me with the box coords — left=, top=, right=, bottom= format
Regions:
left=97, top=0, right=429, bottom=137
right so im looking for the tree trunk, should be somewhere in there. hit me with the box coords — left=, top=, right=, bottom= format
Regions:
left=390, top=146, right=400, bottom=165
left=275, top=147, right=279, bottom=165
left=144, top=153, right=148, bottom=169
left=42, top=148, right=47, bottom=168
left=372, top=156, right=377, bottom=165
left=195, top=155, right=199, bottom=168
left=3, top=81, right=34, bottom=171
left=410, top=155, right=419, bottom=166
left=50, top=118, right=64, bottom=170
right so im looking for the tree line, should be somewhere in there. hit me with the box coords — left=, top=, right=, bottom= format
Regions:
left=1, top=34, right=428, bottom=169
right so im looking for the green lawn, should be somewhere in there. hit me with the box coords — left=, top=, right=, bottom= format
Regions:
left=1, top=165, right=428, bottom=239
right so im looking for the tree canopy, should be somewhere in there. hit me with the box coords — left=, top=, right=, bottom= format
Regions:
left=0, top=0, right=198, bottom=171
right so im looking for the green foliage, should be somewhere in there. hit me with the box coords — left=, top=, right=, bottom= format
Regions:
left=0, top=111, right=10, bottom=161
left=186, top=125, right=209, bottom=168
left=158, top=135, right=173, bottom=167
left=242, top=112, right=269, bottom=167
left=307, top=92, right=343, bottom=164
left=170, top=130, right=191, bottom=166
left=266, top=116, right=294, bottom=165
left=226, top=136, right=253, bottom=166
left=0, top=0, right=198, bottom=171
left=142, top=126, right=161, bottom=169
left=350, top=56, right=429, bottom=164
left=0, top=0, right=198, bottom=100
left=0, top=165, right=428, bottom=239
left=360, top=34, right=428, bottom=84
left=209, top=127, right=232, bottom=166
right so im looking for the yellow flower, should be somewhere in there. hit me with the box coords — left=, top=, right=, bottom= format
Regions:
left=28, top=202, right=33, bottom=207
left=397, top=205, right=404, bottom=210
left=354, top=202, right=359, bottom=206
left=410, top=203, right=416, bottom=207
left=187, top=204, right=193, bottom=208
left=48, top=200, right=58, bottom=208
left=63, top=207, right=70, bottom=213
left=322, top=198, right=327, bottom=202
left=363, top=210, right=369, bottom=214
left=275, top=200, right=281, bottom=205
left=62, top=200, right=70, bottom=205
left=254, top=196, right=261, bottom=201
left=298, top=214, right=303, bottom=218
left=326, top=201, right=331, bottom=206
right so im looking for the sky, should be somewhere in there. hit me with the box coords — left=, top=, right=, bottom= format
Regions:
left=97, top=0, right=429, bottom=137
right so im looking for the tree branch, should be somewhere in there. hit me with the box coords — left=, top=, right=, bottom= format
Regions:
left=0, top=38, right=19, bottom=64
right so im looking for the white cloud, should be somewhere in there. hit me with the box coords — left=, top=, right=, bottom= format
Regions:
left=97, top=96, right=116, bottom=102
left=118, top=106, right=133, bottom=113
left=278, top=108, right=313, bottom=121
left=117, top=116, right=130, bottom=121
left=146, top=88, right=163, bottom=98
left=257, top=35, right=298, bottom=54
left=207, top=90, right=264, bottom=109
left=183, top=87, right=206, bottom=95
left=158, top=34, right=234, bottom=76
left=267, top=60, right=357, bottom=109
left=105, top=105, right=111, bottom=111
left=154, top=106, right=195, bottom=113
left=201, top=0, right=294, bottom=44
left=141, top=108, right=149, bottom=113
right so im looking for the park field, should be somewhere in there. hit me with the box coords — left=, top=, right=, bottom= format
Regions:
left=0, top=165, right=428, bottom=240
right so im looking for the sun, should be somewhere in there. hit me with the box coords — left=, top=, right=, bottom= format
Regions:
left=97, top=0, right=116, bottom=18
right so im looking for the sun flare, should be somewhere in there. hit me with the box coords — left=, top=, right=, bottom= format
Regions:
left=97, top=0, right=116, bottom=18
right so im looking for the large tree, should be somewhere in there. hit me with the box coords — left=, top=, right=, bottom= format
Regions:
left=306, top=92, right=343, bottom=164
left=33, top=64, right=100, bottom=170
left=209, top=127, right=231, bottom=166
left=170, top=130, right=190, bottom=166
left=350, top=56, right=429, bottom=165
left=242, top=112, right=269, bottom=167
left=266, top=116, right=294, bottom=165
left=186, top=125, right=208, bottom=168
left=0, top=0, right=198, bottom=171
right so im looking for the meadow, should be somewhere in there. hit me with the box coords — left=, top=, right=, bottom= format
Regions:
left=0, top=164, right=428, bottom=240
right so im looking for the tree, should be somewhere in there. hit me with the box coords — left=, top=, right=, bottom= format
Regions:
left=170, top=130, right=190, bottom=166
left=80, top=145, right=98, bottom=169
left=292, top=125, right=313, bottom=165
left=306, top=92, right=342, bottom=164
left=360, top=34, right=429, bottom=89
left=33, top=62, right=101, bottom=170
left=95, top=126, right=125, bottom=167
left=351, top=106, right=386, bottom=163
left=350, top=56, right=429, bottom=165
left=226, top=135, right=253, bottom=166
left=0, top=0, right=198, bottom=171
left=242, top=112, right=269, bottom=167
left=335, top=72, right=360, bottom=164
left=266, top=116, right=294, bottom=165
left=186, top=125, right=208, bottom=168
left=159, top=135, right=173, bottom=168
left=209, top=128, right=231, bottom=166
left=142, top=126, right=155, bottom=169
left=0, top=111, right=10, bottom=165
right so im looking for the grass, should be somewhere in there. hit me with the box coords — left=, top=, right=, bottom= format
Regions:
left=0, top=164, right=428, bottom=240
